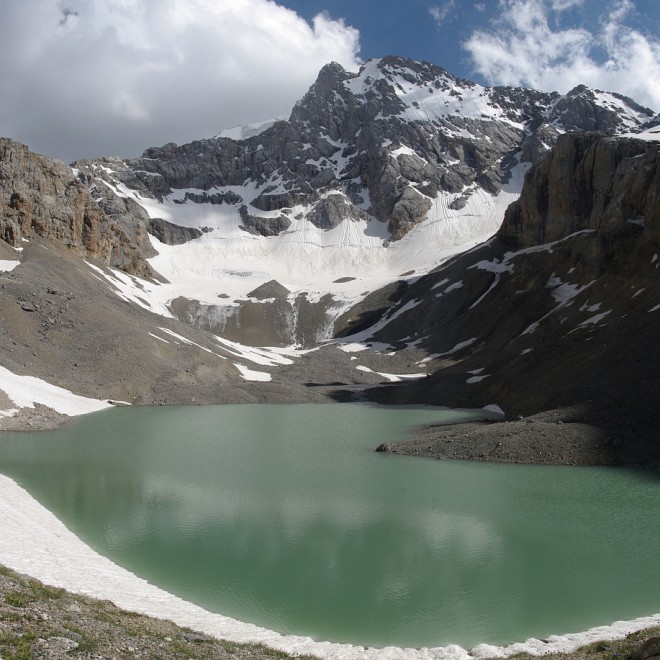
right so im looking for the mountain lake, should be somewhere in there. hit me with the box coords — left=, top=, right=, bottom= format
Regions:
left=0, top=402, right=658, bottom=650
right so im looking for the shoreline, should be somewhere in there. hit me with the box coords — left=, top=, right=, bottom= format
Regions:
left=1, top=473, right=659, bottom=659
left=378, top=407, right=660, bottom=467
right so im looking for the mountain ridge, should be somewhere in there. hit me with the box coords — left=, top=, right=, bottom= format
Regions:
left=0, top=56, right=658, bottom=464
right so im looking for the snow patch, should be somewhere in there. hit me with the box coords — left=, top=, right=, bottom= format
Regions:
left=214, top=336, right=295, bottom=367
left=482, top=404, right=504, bottom=416
left=419, top=338, right=477, bottom=363
left=0, top=260, right=20, bottom=272
left=158, top=328, right=219, bottom=356
left=0, top=365, right=113, bottom=417
left=355, top=365, right=425, bottom=382
left=338, top=343, right=370, bottom=353
left=466, top=374, right=490, bottom=384
left=215, top=115, right=287, bottom=141
left=578, top=311, right=611, bottom=327
left=234, top=363, right=272, bottom=382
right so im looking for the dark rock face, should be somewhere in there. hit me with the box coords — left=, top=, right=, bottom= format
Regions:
left=0, top=139, right=153, bottom=275
left=307, top=194, right=368, bottom=230
left=238, top=205, right=291, bottom=237
left=632, top=636, right=660, bottom=660
left=247, top=280, right=290, bottom=299
left=170, top=293, right=339, bottom=347
left=334, top=280, right=409, bottom=337
left=96, top=57, right=653, bottom=243
left=147, top=218, right=203, bottom=245
left=356, top=133, right=660, bottom=462
left=500, top=134, right=660, bottom=247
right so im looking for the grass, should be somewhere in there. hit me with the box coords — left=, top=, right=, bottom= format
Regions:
left=0, top=564, right=320, bottom=659
left=0, top=563, right=656, bottom=659
left=510, top=625, right=660, bottom=659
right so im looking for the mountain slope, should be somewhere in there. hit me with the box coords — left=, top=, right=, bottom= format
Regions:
left=0, top=57, right=659, bottom=458
left=73, top=56, right=654, bottom=347
left=365, top=132, right=660, bottom=464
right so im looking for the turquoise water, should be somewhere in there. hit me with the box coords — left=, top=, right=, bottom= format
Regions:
left=0, top=403, right=658, bottom=649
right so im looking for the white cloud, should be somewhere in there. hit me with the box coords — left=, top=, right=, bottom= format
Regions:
left=474, top=3, right=486, bottom=11
left=550, top=0, right=584, bottom=10
left=429, top=1, right=456, bottom=27
left=464, top=0, right=660, bottom=112
left=0, top=0, right=361, bottom=162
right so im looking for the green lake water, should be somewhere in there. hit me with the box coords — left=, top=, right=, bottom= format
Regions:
left=0, top=403, right=658, bottom=649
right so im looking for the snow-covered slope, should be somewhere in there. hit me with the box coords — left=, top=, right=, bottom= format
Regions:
left=75, top=56, right=655, bottom=346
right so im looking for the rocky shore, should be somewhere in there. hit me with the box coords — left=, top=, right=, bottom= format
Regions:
left=377, top=406, right=660, bottom=467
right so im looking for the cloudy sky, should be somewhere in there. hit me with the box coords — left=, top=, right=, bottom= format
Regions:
left=1, top=0, right=658, bottom=163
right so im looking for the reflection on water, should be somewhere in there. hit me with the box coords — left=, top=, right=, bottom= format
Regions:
left=0, top=403, right=658, bottom=649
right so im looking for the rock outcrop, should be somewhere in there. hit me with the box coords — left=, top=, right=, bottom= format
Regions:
left=359, top=133, right=660, bottom=462
left=147, top=218, right=203, bottom=246
left=500, top=134, right=660, bottom=247
left=0, top=140, right=153, bottom=275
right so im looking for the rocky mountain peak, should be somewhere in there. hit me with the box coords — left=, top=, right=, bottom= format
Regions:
left=48, top=57, right=655, bottom=347
left=83, top=57, right=654, bottom=249
left=548, top=85, right=655, bottom=133
left=0, top=139, right=153, bottom=275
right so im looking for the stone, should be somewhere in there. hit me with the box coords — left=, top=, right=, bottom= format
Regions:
left=238, top=205, right=291, bottom=237
left=632, top=636, right=660, bottom=660
left=148, top=218, right=202, bottom=245
left=247, top=280, right=290, bottom=300
left=0, top=139, right=153, bottom=276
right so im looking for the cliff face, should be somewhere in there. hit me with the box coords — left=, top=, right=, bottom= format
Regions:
left=500, top=134, right=660, bottom=247
left=360, top=133, right=660, bottom=459
left=0, top=139, right=153, bottom=276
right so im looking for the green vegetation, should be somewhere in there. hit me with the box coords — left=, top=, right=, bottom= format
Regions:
left=0, top=565, right=318, bottom=659
left=0, top=563, right=656, bottom=659
left=510, top=625, right=660, bottom=659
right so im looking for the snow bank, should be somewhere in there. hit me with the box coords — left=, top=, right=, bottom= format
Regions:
left=0, top=474, right=658, bottom=659
left=0, top=260, right=20, bottom=272
left=0, top=366, right=113, bottom=417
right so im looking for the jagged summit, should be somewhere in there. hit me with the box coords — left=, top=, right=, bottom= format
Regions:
left=60, top=56, right=655, bottom=347
left=2, top=56, right=655, bottom=351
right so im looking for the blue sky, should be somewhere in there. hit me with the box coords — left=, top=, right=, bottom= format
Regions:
left=278, top=0, right=499, bottom=76
left=0, top=0, right=658, bottom=162
left=281, top=0, right=660, bottom=90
